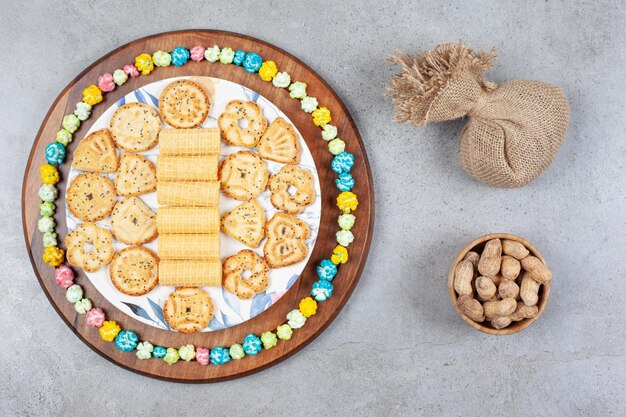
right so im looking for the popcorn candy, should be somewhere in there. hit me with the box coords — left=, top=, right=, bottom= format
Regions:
left=259, top=60, right=278, bottom=81
left=43, top=246, right=64, bottom=267
left=134, top=53, right=154, bottom=75
left=97, top=73, right=115, bottom=92
left=82, top=85, right=103, bottom=106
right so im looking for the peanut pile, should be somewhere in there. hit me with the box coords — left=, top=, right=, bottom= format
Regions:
left=454, top=238, right=552, bottom=330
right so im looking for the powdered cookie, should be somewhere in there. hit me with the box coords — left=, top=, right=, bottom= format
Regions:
left=219, top=151, right=269, bottom=200
left=159, top=80, right=210, bottom=129
left=268, top=165, right=315, bottom=214
left=223, top=250, right=270, bottom=300
left=115, top=153, right=157, bottom=196
left=264, top=212, right=310, bottom=268
left=218, top=100, right=268, bottom=147
left=257, top=117, right=300, bottom=164
left=163, top=287, right=213, bottom=334
left=66, top=173, right=116, bottom=222
left=65, top=222, right=114, bottom=272
left=72, top=128, right=119, bottom=173
left=110, top=197, right=157, bottom=245
left=109, top=102, right=161, bottom=152
left=220, top=199, right=266, bottom=247
left=109, top=246, right=159, bottom=296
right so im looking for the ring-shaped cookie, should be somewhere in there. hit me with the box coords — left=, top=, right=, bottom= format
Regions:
left=218, top=100, right=268, bottom=147
left=65, top=222, right=114, bottom=272
left=268, top=165, right=316, bottom=214
left=223, top=250, right=270, bottom=300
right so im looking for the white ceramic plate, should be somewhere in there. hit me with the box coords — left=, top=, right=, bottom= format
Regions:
left=65, top=76, right=321, bottom=332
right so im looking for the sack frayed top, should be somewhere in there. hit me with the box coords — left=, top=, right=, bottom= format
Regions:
left=387, top=43, right=570, bottom=188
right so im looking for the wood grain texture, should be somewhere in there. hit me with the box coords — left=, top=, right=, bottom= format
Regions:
left=447, top=233, right=550, bottom=336
left=21, top=30, right=374, bottom=382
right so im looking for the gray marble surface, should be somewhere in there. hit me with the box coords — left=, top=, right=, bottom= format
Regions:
left=1, top=1, right=624, bottom=416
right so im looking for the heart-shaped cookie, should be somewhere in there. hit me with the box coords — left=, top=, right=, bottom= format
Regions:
left=220, top=199, right=266, bottom=247
left=263, top=212, right=310, bottom=268
left=115, top=153, right=157, bottom=197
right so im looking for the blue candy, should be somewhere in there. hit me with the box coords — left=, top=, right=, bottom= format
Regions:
left=45, top=142, right=66, bottom=166
left=311, top=280, right=334, bottom=302
left=233, top=50, right=246, bottom=66
left=316, top=259, right=337, bottom=281
left=331, top=152, right=354, bottom=174
left=243, top=52, right=263, bottom=73
left=209, top=346, right=231, bottom=365
left=336, top=172, right=355, bottom=192
left=114, top=330, right=139, bottom=352
left=242, top=333, right=262, bottom=355
left=171, top=46, right=190, bottom=66
left=152, top=346, right=167, bottom=358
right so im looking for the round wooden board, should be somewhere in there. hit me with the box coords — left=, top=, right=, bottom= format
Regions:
left=22, top=30, right=374, bottom=382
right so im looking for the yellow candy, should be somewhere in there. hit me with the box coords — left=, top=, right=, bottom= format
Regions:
left=82, top=85, right=103, bottom=106
left=99, top=320, right=121, bottom=342
left=312, top=107, right=331, bottom=127
left=259, top=60, right=278, bottom=82
left=331, top=245, right=349, bottom=265
left=135, top=53, right=154, bottom=75
left=39, top=164, right=60, bottom=185
left=299, top=297, right=317, bottom=318
left=337, top=191, right=358, bottom=213
left=42, top=246, right=64, bottom=267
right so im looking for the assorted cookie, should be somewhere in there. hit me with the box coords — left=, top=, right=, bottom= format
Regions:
left=71, top=128, right=119, bottom=173
left=109, top=102, right=161, bottom=152
left=65, top=222, right=114, bottom=272
left=219, top=150, right=269, bottom=200
left=263, top=212, right=311, bottom=268
left=114, top=153, right=157, bottom=197
left=109, top=246, right=159, bottom=296
left=257, top=117, right=300, bottom=164
left=66, top=173, right=116, bottom=222
left=218, top=100, right=268, bottom=147
left=220, top=199, right=266, bottom=248
left=163, top=287, right=214, bottom=334
left=159, top=80, right=210, bottom=129
left=268, top=165, right=315, bottom=214
left=110, top=197, right=157, bottom=245
left=223, top=250, right=270, bottom=300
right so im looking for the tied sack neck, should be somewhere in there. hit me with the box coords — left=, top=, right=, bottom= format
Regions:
left=386, top=43, right=570, bottom=188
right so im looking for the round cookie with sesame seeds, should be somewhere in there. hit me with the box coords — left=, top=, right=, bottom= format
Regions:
left=158, top=79, right=210, bottom=129
left=109, top=102, right=162, bottom=152
left=109, top=246, right=159, bottom=296
left=66, top=172, right=116, bottom=222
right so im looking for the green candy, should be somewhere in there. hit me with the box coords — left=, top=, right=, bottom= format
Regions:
left=135, top=341, right=154, bottom=360
left=204, top=45, right=221, bottom=63
left=336, top=230, right=354, bottom=247
left=74, top=298, right=92, bottom=314
left=272, top=72, right=291, bottom=88
left=37, top=216, right=55, bottom=233
left=229, top=344, right=245, bottom=360
left=152, top=50, right=172, bottom=67
left=43, top=232, right=57, bottom=247
left=261, top=331, right=278, bottom=349
left=276, top=324, right=293, bottom=341
left=55, top=129, right=73, bottom=146
left=113, top=69, right=128, bottom=86
left=219, top=47, right=234, bottom=64
left=288, top=82, right=307, bottom=99
left=62, top=114, right=80, bottom=134
left=40, top=201, right=55, bottom=217
left=163, top=348, right=180, bottom=365
left=328, top=138, right=345, bottom=155
left=66, top=284, right=83, bottom=303
left=338, top=213, right=355, bottom=230
left=178, top=344, right=195, bottom=362
left=322, top=124, right=338, bottom=141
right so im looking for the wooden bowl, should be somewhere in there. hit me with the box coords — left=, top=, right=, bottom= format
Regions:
left=448, top=233, right=551, bottom=335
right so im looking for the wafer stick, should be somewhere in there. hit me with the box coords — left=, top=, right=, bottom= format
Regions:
left=158, top=234, right=220, bottom=259
left=157, top=181, right=219, bottom=206
left=158, top=128, right=220, bottom=155
left=159, top=259, right=222, bottom=287
left=157, top=206, right=219, bottom=234
left=156, top=156, right=218, bottom=181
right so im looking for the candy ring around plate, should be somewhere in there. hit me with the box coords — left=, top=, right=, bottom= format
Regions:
left=22, top=30, right=373, bottom=382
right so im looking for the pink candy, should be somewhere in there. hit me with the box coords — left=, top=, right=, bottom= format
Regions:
left=97, top=73, right=115, bottom=92
left=123, top=64, right=140, bottom=78
left=195, top=347, right=210, bottom=365
left=86, top=308, right=105, bottom=328
left=54, top=265, right=74, bottom=289
left=190, top=46, right=205, bottom=62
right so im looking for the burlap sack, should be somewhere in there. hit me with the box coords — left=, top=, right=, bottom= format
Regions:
left=387, top=43, right=570, bottom=188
